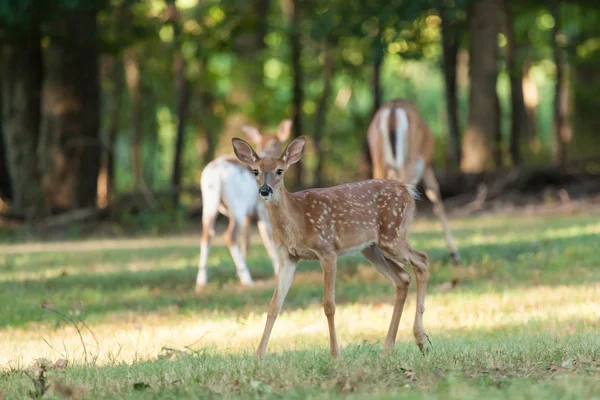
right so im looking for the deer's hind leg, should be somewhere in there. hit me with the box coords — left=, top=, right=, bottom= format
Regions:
left=381, top=242, right=430, bottom=352
left=362, top=244, right=411, bottom=354
left=224, top=215, right=254, bottom=286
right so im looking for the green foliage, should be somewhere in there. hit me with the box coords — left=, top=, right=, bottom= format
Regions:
left=2, top=0, right=599, bottom=200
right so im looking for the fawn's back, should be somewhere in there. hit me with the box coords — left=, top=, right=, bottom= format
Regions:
left=269, top=179, right=417, bottom=259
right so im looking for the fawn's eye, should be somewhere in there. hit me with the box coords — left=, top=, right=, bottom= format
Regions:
left=253, top=169, right=259, bottom=176
left=276, top=169, right=283, bottom=176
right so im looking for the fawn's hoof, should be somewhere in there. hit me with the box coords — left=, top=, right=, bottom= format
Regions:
left=416, top=333, right=432, bottom=355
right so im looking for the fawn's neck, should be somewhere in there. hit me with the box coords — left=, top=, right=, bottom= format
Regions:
left=265, top=185, right=303, bottom=242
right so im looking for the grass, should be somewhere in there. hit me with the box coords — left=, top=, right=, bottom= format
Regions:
left=0, top=210, right=600, bottom=399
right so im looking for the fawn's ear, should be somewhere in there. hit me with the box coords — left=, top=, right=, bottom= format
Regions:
left=241, top=125, right=262, bottom=145
left=276, top=119, right=293, bottom=142
left=232, top=138, right=260, bottom=165
left=281, top=136, right=306, bottom=166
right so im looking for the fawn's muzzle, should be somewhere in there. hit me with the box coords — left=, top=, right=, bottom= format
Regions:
left=259, top=185, right=273, bottom=197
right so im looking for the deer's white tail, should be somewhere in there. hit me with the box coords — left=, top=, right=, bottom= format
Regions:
left=394, top=108, right=409, bottom=168
left=378, top=107, right=409, bottom=171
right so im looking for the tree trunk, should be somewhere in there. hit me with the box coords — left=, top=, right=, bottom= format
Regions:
left=198, top=79, right=218, bottom=166
left=289, top=0, right=304, bottom=187
left=40, top=7, right=101, bottom=211
left=362, top=38, right=384, bottom=180
left=143, top=84, right=158, bottom=187
left=256, top=0, right=269, bottom=50
left=502, top=0, right=528, bottom=167
left=1, top=27, right=46, bottom=218
left=441, top=7, right=461, bottom=170
left=124, top=48, right=142, bottom=189
left=551, top=2, right=570, bottom=169
left=372, top=42, right=383, bottom=116
left=313, top=44, right=334, bottom=187
left=98, top=56, right=124, bottom=209
left=461, top=0, right=501, bottom=173
left=166, top=0, right=189, bottom=206
left=0, top=76, right=12, bottom=203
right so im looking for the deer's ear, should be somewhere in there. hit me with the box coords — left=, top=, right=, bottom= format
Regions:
left=232, top=138, right=259, bottom=165
left=281, top=136, right=306, bottom=166
left=276, top=119, right=292, bottom=142
left=241, top=125, right=262, bottom=144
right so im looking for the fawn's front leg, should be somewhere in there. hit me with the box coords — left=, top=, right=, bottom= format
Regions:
left=319, top=252, right=340, bottom=358
left=256, top=250, right=298, bottom=360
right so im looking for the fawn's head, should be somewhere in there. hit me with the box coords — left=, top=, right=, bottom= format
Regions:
left=241, top=119, right=292, bottom=158
left=232, top=135, right=306, bottom=201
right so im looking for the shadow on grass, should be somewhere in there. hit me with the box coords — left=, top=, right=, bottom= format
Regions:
left=1, top=229, right=599, bottom=329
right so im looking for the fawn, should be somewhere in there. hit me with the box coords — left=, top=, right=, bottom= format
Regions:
left=232, top=135, right=430, bottom=359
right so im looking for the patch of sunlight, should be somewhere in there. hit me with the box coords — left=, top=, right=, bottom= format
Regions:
left=577, top=38, right=600, bottom=59
left=264, top=32, right=283, bottom=48
left=498, top=33, right=507, bottom=48
left=205, top=6, right=225, bottom=27
left=461, top=221, right=600, bottom=248
left=264, top=58, right=283, bottom=80
left=183, top=20, right=202, bottom=36
left=387, top=42, right=402, bottom=55
left=303, top=100, right=316, bottom=115
left=2, top=283, right=598, bottom=367
left=159, top=25, right=174, bottom=43
left=537, top=12, right=555, bottom=30
left=148, top=0, right=166, bottom=17
left=176, top=0, right=197, bottom=10
left=426, top=15, right=441, bottom=28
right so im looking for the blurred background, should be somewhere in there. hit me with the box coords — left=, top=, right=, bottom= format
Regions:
left=1, top=0, right=599, bottom=237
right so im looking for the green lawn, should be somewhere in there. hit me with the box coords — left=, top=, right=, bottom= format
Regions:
left=1, top=210, right=599, bottom=399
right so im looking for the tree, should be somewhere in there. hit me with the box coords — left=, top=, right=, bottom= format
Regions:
left=0, top=90, right=11, bottom=203
left=98, top=55, right=124, bottom=208
left=440, top=5, right=461, bottom=169
left=39, top=5, right=101, bottom=210
left=289, top=0, right=304, bottom=187
left=312, top=44, right=334, bottom=187
left=0, top=20, right=46, bottom=217
left=166, top=0, right=190, bottom=206
left=461, top=0, right=501, bottom=173
left=124, top=48, right=143, bottom=189
left=551, top=2, right=571, bottom=168
left=502, top=0, right=528, bottom=166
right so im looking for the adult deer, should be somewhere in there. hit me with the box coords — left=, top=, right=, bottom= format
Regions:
left=196, top=120, right=292, bottom=291
left=367, top=99, right=460, bottom=266
left=232, top=135, right=430, bottom=359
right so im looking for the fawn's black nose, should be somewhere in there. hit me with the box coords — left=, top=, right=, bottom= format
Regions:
left=259, top=185, right=273, bottom=197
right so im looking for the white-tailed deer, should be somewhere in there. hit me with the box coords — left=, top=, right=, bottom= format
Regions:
left=196, top=120, right=292, bottom=291
left=367, top=99, right=460, bottom=266
left=232, top=135, right=430, bottom=359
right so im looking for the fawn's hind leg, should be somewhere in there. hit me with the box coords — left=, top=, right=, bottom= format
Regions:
left=362, top=244, right=411, bottom=354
